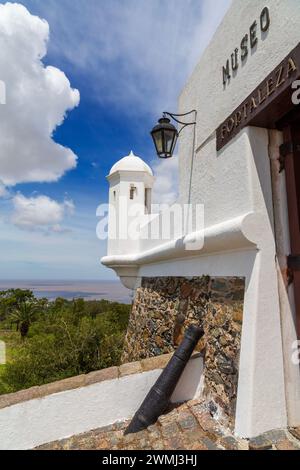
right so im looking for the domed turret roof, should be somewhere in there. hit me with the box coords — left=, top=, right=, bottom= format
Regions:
left=109, top=151, right=153, bottom=176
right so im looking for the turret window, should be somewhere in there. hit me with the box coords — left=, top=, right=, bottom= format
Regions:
left=130, top=185, right=137, bottom=200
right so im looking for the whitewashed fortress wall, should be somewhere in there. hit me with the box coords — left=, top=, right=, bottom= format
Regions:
left=103, top=0, right=300, bottom=438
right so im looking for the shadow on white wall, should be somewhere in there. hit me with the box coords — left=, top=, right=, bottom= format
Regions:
left=0, top=80, right=6, bottom=105
left=0, top=341, right=6, bottom=365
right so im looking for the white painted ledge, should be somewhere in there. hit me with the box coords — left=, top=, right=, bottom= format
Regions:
left=101, top=212, right=259, bottom=288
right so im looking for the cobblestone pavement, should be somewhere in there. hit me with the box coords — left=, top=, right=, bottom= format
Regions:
left=36, top=399, right=300, bottom=451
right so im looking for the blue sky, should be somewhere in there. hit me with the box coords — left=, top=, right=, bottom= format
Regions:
left=0, top=0, right=231, bottom=280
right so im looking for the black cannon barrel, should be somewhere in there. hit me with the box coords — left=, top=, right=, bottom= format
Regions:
left=124, top=324, right=204, bottom=435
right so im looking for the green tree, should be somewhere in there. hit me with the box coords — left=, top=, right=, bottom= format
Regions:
left=11, top=302, right=38, bottom=339
left=0, top=289, right=34, bottom=322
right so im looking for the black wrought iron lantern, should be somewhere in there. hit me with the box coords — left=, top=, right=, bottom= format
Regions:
left=150, top=117, right=178, bottom=159
left=150, top=110, right=197, bottom=160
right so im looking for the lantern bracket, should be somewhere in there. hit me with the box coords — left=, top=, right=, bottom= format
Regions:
left=163, top=110, right=197, bottom=136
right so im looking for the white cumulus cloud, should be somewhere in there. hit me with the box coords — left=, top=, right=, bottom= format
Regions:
left=0, top=181, right=8, bottom=198
left=152, top=156, right=179, bottom=206
left=0, top=2, right=80, bottom=187
left=28, top=0, right=231, bottom=116
left=11, top=193, right=75, bottom=232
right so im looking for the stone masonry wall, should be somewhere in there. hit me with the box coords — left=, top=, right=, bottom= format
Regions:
left=122, top=276, right=245, bottom=422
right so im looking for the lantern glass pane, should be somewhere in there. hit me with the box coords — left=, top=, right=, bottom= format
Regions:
left=164, top=130, right=176, bottom=154
left=153, top=130, right=163, bottom=154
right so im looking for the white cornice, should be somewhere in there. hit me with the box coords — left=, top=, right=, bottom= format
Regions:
left=101, top=212, right=263, bottom=289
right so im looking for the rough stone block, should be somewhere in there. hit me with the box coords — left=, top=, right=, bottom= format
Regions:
left=276, top=439, right=300, bottom=451
left=95, top=436, right=110, bottom=450
left=119, top=361, right=142, bottom=377
left=188, top=440, right=209, bottom=450
left=201, top=437, right=221, bottom=450
left=289, top=427, right=300, bottom=441
left=160, top=422, right=181, bottom=439
left=157, top=408, right=178, bottom=426
left=261, top=429, right=287, bottom=444
left=106, top=431, right=122, bottom=447
left=141, top=353, right=172, bottom=372
left=152, top=441, right=165, bottom=450
left=39, top=375, right=86, bottom=397
left=0, top=386, right=40, bottom=409
left=164, top=436, right=185, bottom=450
left=85, top=367, right=119, bottom=386
left=219, top=436, right=240, bottom=450
left=176, top=411, right=199, bottom=431
left=191, top=407, right=222, bottom=437
left=182, top=429, right=206, bottom=446
left=121, top=432, right=136, bottom=445
left=148, top=424, right=162, bottom=441
left=249, top=435, right=273, bottom=450
left=233, top=310, right=243, bottom=324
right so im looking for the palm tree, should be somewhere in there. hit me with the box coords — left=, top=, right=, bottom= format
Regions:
left=11, top=302, right=38, bottom=339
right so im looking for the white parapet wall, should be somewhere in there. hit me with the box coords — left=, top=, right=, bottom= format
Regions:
left=0, top=354, right=203, bottom=450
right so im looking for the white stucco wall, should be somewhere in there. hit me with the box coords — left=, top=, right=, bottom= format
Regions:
left=0, top=356, right=203, bottom=450
left=179, top=0, right=300, bottom=209
left=174, top=0, right=300, bottom=436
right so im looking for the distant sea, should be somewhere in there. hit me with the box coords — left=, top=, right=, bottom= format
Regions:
left=0, top=280, right=132, bottom=304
